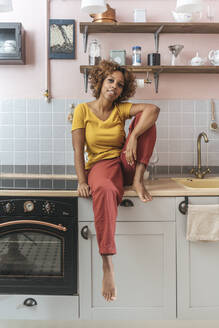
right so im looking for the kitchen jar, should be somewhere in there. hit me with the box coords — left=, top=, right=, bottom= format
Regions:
left=132, top=46, right=141, bottom=66
left=133, top=9, right=146, bottom=22
left=88, top=39, right=101, bottom=65
left=147, top=53, right=161, bottom=66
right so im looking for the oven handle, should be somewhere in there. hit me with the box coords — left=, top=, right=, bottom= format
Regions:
left=0, top=220, right=67, bottom=231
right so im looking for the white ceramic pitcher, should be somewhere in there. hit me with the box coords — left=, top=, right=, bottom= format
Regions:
left=208, top=50, right=219, bottom=66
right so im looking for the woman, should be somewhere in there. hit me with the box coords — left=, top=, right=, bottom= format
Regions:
left=72, top=60, right=159, bottom=303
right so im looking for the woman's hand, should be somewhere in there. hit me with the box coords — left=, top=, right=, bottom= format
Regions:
left=77, top=182, right=91, bottom=198
left=125, top=135, right=137, bottom=166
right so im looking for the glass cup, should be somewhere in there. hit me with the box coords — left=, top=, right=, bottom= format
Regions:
left=149, top=147, right=159, bottom=180
left=207, top=4, right=214, bottom=21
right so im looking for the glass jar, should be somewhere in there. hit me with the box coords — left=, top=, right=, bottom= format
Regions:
left=88, top=39, right=101, bottom=65
left=132, top=46, right=141, bottom=66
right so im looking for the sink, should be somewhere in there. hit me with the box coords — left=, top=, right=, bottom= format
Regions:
left=172, top=178, right=219, bottom=188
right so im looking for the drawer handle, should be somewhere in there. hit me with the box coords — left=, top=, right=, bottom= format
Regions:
left=81, top=225, right=89, bottom=240
left=120, top=199, right=134, bottom=207
left=179, top=197, right=188, bottom=215
left=23, top=298, right=38, bottom=307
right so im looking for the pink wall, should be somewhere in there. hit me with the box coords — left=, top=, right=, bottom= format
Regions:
left=0, top=0, right=219, bottom=99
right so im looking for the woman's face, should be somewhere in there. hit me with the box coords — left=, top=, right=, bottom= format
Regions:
left=100, top=70, right=124, bottom=103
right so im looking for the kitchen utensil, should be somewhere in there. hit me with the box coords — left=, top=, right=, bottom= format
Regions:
left=3, top=39, right=16, bottom=53
left=145, top=71, right=152, bottom=84
left=81, top=0, right=107, bottom=14
left=210, top=99, right=218, bottom=130
left=134, top=9, right=146, bottom=22
left=89, top=3, right=116, bottom=23
left=147, top=53, right=160, bottom=66
left=4, top=40, right=16, bottom=47
left=208, top=49, right=219, bottom=66
left=88, top=39, right=101, bottom=65
left=190, top=52, right=206, bottom=66
left=168, top=44, right=184, bottom=65
left=172, top=11, right=193, bottom=22
left=207, top=4, right=214, bottom=21
left=136, top=72, right=152, bottom=88
left=175, top=0, right=203, bottom=13
left=110, top=50, right=126, bottom=65
left=148, top=147, right=159, bottom=180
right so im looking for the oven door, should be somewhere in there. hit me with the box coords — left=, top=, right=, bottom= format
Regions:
left=0, top=217, right=77, bottom=295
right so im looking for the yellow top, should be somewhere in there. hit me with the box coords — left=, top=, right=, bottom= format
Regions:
left=72, top=102, right=132, bottom=169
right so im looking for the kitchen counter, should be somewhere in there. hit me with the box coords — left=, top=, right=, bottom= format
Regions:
left=0, top=177, right=219, bottom=197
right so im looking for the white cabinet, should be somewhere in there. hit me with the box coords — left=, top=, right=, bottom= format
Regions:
left=176, top=196, right=219, bottom=319
left=78, top=197, right=176, bottom=320
left=0, top=23, right=25, bottom=64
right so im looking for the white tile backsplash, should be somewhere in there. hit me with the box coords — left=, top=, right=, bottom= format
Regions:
left=0, top=98, right=219, bottom=169
left=27, top=112, right=39, bottom=125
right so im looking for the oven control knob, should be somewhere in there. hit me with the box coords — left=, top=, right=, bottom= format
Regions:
left=4, top=202, right=15, bottom=214
left=42, top=201, right=55, bottom=215
left=24, top=201, right=34, bottom=213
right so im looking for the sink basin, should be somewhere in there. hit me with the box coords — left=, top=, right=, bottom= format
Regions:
left=172, top=178, right=219, bottom=188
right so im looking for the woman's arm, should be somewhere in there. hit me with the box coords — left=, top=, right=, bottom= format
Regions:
left=129, top=103, right=160, bottom=137
left=125, top=103, right=160, bottom=166
left=72, top=128, right=91, bottom=197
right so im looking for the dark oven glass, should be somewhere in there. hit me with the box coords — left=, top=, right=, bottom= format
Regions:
left=0, top=197, right=78, bottom=295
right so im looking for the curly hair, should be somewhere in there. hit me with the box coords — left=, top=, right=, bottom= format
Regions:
left=88, top=60, right=136, bottom=104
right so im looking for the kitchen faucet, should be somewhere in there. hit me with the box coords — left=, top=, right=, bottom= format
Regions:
left=190, top=132, right=211, bottom=179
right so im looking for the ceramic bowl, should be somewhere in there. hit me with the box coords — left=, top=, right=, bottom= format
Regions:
left=4, top=40, right=16, bottom=47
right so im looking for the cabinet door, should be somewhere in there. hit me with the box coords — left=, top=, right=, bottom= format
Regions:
left=79, top=221, right=176, bottom=320
left=177, top=196, right=219, bottom=319
left=0, top=23, right=24, bottom=64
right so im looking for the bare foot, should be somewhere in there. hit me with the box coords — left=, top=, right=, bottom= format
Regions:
left=133, top=180, right=152, bottom=202
left=102, top=256, right=117, bottom=302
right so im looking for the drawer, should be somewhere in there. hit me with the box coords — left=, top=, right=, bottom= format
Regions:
left=0, top=295, right=78, bottom=320
left=118, top=197, right=175, bottom=221
left=79, top=197, right=175, bottom=222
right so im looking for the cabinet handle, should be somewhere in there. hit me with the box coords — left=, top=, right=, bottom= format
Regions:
left=23, top=298, right=38, bottom=307
left=120, top=199, right=134, bottom=207
left=179, top=197, right=188, bottom=215
left=81, top=225, right=89, bottom=240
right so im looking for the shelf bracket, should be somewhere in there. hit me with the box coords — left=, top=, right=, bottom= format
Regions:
left=83, top=68, right=88, bottom=93
left=153, top=69, right=162, bottom=93
left=83, top=25, right=88, bottom=53
left=154, top=25, right=164, bottom=53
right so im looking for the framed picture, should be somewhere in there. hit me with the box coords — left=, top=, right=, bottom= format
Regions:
left=49, top=19, right=75, bottom=59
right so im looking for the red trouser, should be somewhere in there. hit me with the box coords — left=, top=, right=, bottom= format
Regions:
left=88, top=113, right=156, bottom=255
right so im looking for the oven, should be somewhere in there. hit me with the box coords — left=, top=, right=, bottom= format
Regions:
left=0, top=196, right=78, bottom=296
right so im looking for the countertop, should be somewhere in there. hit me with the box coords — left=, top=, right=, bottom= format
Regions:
left=0, top=175, right=219, bottom=197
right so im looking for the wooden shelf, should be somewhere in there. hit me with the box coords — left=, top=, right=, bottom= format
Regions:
left=80, top=22, right=219, bottom=34
left=80, top=65, right=219, bottom=74
left=80, top=22, right=219, bottom=93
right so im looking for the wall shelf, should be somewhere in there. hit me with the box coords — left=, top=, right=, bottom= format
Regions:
left=80, top=22, right=219, bottom=35
left=80, top=65, right=219, bottom=93
left=80, top=65, right=219, bottom=74
left=80, top=22, right=219, bottom=93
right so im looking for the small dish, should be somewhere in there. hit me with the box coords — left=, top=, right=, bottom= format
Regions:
left=172, top=11, right=193, bottom=22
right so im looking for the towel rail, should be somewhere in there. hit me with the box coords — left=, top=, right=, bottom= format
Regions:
left=179, top=196, right=188, bottom=215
